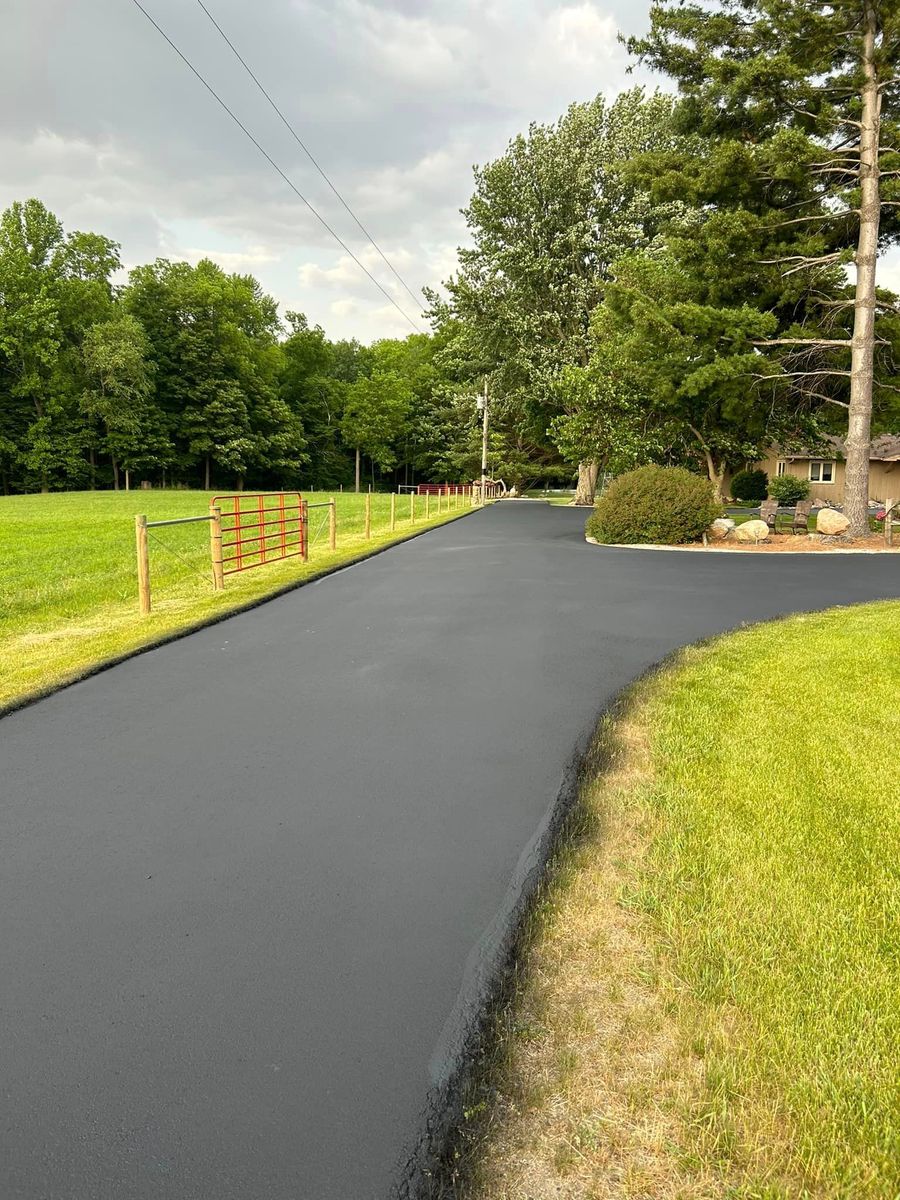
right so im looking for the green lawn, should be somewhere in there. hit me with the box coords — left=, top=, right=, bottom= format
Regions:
left=0, top=489, right=470, bottom=712
left=456, top=601, right=900, bottom=1199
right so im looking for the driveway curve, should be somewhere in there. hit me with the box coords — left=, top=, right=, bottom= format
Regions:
left=2, top=502, right=898, bottom=1199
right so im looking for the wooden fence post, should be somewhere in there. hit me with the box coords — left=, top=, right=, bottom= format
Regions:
left=301, top=499, right=309, bottom=561
left=410, top=492, right=415, bottom=523
left=426, top=491, right=431, bottom=519
left=886, top=498, right=895, bottom=548
left=390, top=492, right=396, bottom=532
left=365, top=491, right=371, bottom=539
left=135, top=514, right=151, bottom=616
left=330, top=498, right=337, bottom=550
left=209, top=504, right=224, bottom=591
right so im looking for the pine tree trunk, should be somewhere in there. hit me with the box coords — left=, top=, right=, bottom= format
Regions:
left=355, top=448, right=361, bottom=494
left=204, top=455, right=210, bottom=491
left=573, top=459, right=599, bottom=505
left=845, top=2, right=882, bottom=537
left=112, top=458, right=120, bottom=491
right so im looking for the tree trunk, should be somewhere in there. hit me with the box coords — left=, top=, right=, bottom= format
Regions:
left=112, top=457, right=120, bottom=491
left=689, top=425, right=726, bottom=502
left=204, top=455, right=210, bottom=491
left=89, top=447, right=96, bottom=490
left=845, top=2, right=881, bottom=537
left=125, top=468, right=130, bottom=492
left=704, top=452, right=726, bottom=503
left=355, top=447, right=361, bottom=494
left=236, top=475, right=244, bottom=492
left=573, top=459, right=599, bottom=505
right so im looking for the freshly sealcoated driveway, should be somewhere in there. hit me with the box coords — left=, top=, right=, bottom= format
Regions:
left=2, top=503, right=897, bottom=1198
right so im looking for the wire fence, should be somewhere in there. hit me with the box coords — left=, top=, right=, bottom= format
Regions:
left=133, top=488, right=481, bottom=615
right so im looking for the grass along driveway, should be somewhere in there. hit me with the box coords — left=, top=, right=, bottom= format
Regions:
left=0, top=489, right=470, bottom=712
left=449, top=601, right=900, bottom=1199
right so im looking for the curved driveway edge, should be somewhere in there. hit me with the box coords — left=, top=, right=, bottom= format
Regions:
left=1, top=503, right=898, bottom=1198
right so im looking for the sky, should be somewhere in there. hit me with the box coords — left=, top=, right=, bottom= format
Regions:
left=4, top=1, right=895, bottom=344
left=1, top=0, right=659, bottom=342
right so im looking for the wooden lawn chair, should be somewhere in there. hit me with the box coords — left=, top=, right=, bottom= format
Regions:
left=791, top=500, right=813, bottom=535
left=760, top=498, right=779, bottom=535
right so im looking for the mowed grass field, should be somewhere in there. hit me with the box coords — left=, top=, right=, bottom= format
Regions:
left=454, top=601, right=900, bottom=1199
left=0, top=489, right=470, bottom=711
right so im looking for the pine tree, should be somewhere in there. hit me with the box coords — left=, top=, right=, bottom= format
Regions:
left=630, top=0, right=900, bottom=533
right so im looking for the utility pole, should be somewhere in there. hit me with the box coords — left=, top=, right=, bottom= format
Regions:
left=479, top=378, right=489, bottom=498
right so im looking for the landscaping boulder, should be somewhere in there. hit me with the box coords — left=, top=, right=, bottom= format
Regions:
left=817, top=508, right=850, bottom=536
left=733, top=519, right=770, bottom=543
left=708, top=517, right=735, bottom=540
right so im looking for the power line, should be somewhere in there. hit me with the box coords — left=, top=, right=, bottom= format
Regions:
left=128, top=0, right=424, bottom=334
left=195, top=0, right=426, bottom=317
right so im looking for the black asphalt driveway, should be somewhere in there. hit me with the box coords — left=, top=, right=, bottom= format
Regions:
left=2, top=503, right=898, bottom=1198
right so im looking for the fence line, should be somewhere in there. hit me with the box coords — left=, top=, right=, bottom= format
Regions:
left=134, top=487, right=487, bottom=616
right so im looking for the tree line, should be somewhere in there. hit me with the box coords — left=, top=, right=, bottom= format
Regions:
left=0, top=198, right=499, bottom=496
left=3, top=0, right=899, bottom=537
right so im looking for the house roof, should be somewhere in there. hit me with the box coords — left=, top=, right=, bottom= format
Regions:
left=779, top=434, right=900, bottom=462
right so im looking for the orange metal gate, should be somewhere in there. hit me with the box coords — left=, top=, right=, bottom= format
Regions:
left=212, top=492, right=307, bottom=575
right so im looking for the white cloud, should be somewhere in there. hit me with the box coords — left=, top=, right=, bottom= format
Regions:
left=0, top=0, right=655, bottom=341
left=549, top=4, right=619, bottom=66
left=180, top=246, right=281, bottom=270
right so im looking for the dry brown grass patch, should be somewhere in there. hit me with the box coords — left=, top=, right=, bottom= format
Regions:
left=449, top=701, right=727, bottom=1199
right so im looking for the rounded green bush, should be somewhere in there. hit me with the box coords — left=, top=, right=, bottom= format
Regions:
left=586, top=465, right=722, bottom=545
left=730, top=468, right=768, bottom=503
left=768, top=474, right=810, bottom=505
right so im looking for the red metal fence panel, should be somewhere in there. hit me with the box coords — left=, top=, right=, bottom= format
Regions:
left=416, top=483, right=471, bottom=495
left=212, top=492, right=307, bottom=575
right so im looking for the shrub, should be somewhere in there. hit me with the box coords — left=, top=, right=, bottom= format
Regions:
left=586, top=465, right=722, bottom=545
left=730, top=468, right=768, bottom=503
left=768, top=474, right=810, bottom=505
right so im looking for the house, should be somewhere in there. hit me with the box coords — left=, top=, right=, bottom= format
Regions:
left=753, top=435, right=900, bottom=505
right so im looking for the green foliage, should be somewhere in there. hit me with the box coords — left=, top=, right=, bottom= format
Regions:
left=0, top=198, right=481, bottom=495
left=730, top=468, right=768, bottom=503
left=341, top=369, right=411, bottom=472
left=436, top=90, right=678, bottom=482
left=627, top=0, right=900, bottom=522
left=768, top=474, right=810, bottom=504
left=586, top=465, right=721, bottom=545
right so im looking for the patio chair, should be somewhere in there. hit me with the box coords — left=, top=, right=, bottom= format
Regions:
left=791, top=500, right=813, bottom=535
left=760, top=498, right=779, bottom=535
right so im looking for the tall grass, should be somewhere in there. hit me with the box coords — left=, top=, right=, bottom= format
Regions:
left=0, top=489, right=468, bottom=710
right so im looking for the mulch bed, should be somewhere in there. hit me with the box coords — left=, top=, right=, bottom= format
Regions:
left=693, top=533, right=897, bottom=553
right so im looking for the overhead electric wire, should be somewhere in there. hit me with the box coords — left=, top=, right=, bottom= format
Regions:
left=129, top=0, right=424, bottom=333
left=195, top=0, right=426, bottom=317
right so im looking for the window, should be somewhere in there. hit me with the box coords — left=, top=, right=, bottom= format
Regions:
left=776, top=460, right=786, bottom=476
left=809, top=461, right=834, bottom=483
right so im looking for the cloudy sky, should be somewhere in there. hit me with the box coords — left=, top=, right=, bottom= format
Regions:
left=2, top=0, right=661, bottom=341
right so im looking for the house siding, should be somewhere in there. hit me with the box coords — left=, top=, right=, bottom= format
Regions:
left=744, top=454, right=900, bottom=505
